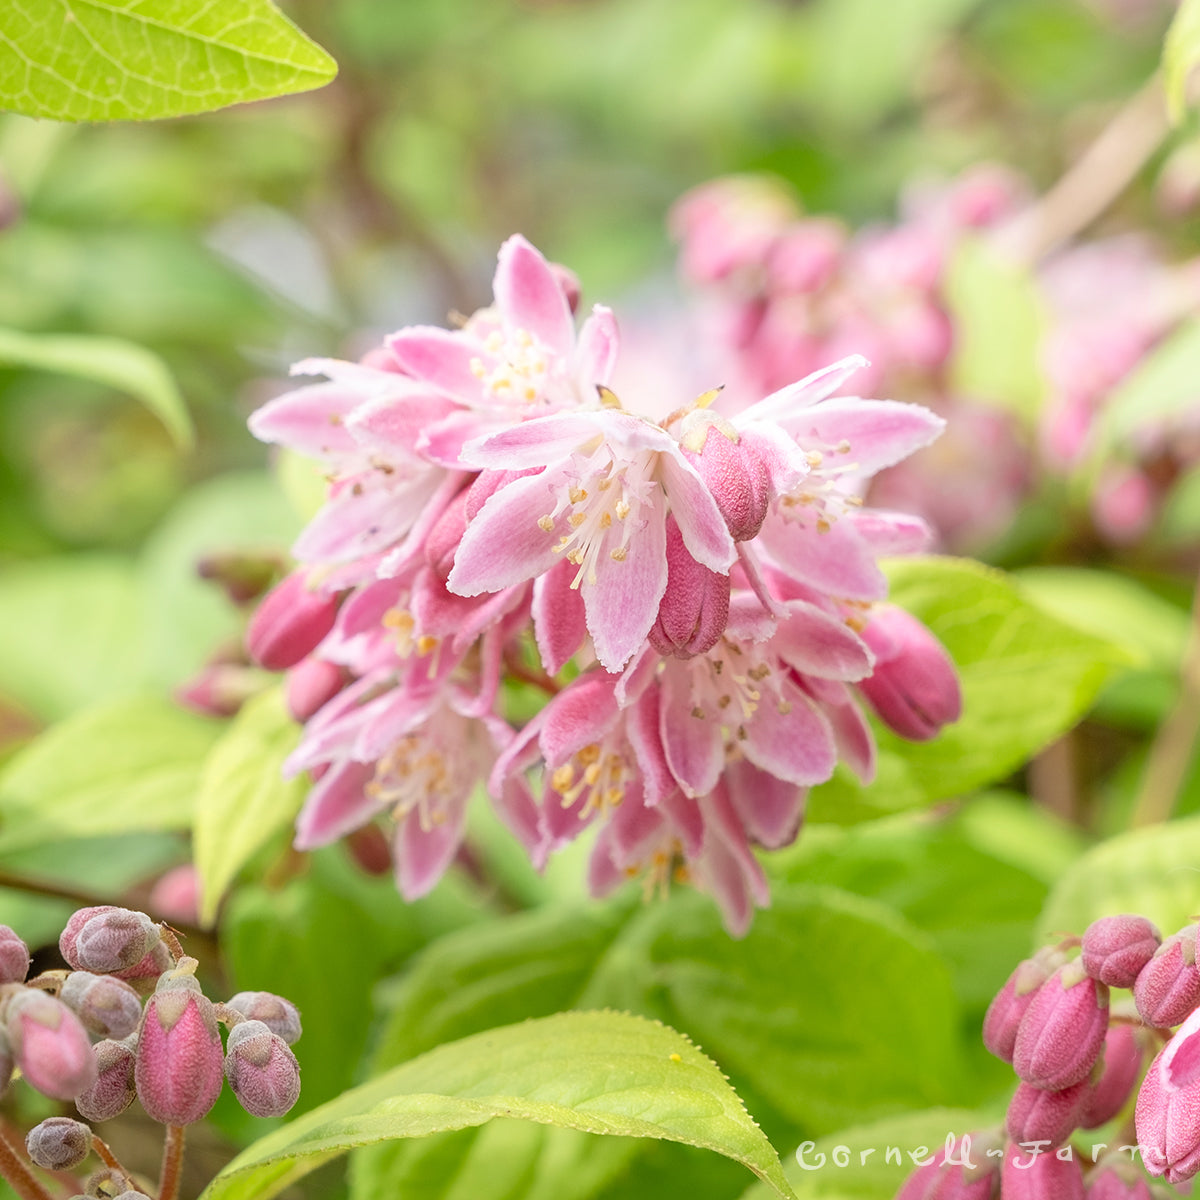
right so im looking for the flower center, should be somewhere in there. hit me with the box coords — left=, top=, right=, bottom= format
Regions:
left=548, top=738, right=630, bottom=819
left=469, top=328, right=552, bottom=406
left=683, top=637, right=790, bottom=742
left=778, top=439, right=864, bottom=531
left=367, top=730, right=468, bottom=830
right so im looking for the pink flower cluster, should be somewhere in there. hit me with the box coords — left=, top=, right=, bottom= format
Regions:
left=247, top=235, right=961, bottom=933
left=671, top=172, right=1200, bottom=552
left=897, top=912, right=1200, bottom=1197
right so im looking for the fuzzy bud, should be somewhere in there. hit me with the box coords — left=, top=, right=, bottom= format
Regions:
left=1087, top=1157, right=1154, bottom=1200
left=285, top=658, right=347, bottom=723
left=1082, top=914, right=1162, bottom=988
left=1012, top=959, right=1109, bottom=1090
left=5, top=989, right=98, bottom=1099
left=647, top=515, right=730, bottom=658
left=225, top=991, right=302, bottom=1045
left=134, top=967, right=224, bottom=1125
left=60, top=972, right=143, bottom=1040
left=112, top=939, right=174, bottom=991
left=895, top=1129, right=1003, bottom=1199
left=1134, top=926, right=1200, bottom=1028
left=60, top=906, right=160, bottom=974
left=1000, top=1143, right=1086, bottom=1199
left=1005, top=1078, right=1090, bottom=1146
left=983, top=947, right=1066, bottom=1063
left=1136, top=1034, right=1200, bottom=1183
left=75, top=1038, right=137, bottom=1123
left=223, top=1020, right=301, bottom=1117
left=858, top=605, right=962, bottom=742
left=680, top=415, right=772, bottom=542
left=1080, top=1023, right=1144, bottom=1128
left=147, top=864, right=200, bottom=926
left=245, top=570, right=340, bottom=671
left=0, top=926, right=30, bottom=984
left=25, top=1117, right=91, bottom=1171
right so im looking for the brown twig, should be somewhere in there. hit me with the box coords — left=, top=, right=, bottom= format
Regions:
left=0, top=1127, right=53, bottom=1200
left=158, top=1125, right=186, bottom=1200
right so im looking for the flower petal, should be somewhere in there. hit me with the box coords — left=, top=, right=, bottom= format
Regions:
left=657, top=450, right=738, bottom=573
left=494, top=235, right=575, bottom=357
left=773, top=599, right=874, bottom=681
left=294, top=760, right=379, bottom=850
left=742, top=681, right=837, bottom=786
left=248, top=382, right=362, bottom=458
left=659, top=664, right=723, bottom=798
left=576, top=304, right=620, bottom=387
left=725, top=758, right=805, bottom=848
left=394, top=799, right=468, bottom=900
left=532, top=558, right=588, bottom=675
left=539, top=673, right=620, bottom=767
left=386, top=327, right=487, bottom=403
left=742, top=355, right=869, bottom=423
left=784, top=398, right=944, bottom=474
left=757, top=511, right=887, bottom=600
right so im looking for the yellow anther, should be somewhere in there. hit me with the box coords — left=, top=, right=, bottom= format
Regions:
left=538, top=515, right=555, bottom=532
left=597, top=478, right=613, bottom=491
left=837, top=439, right=852, bottom=454
left=615, top=500, right=631, bottom=519
left=569, top=512, right=587, bottom=527
left=806, top=450, right=824, bottom=466
left=597, top=385, right=623, bottom=408
left=609, top=547, right=627, bottom=562
left=691, top=706, right=706, bottom=720
left=569, top=486, right=588, bottom=503
left=417, top=635, right=439, bottom=655
left=583, top=762, right=602, bottom=786
left=718, top=695, right=732, bottom=708
left=748, top=664, right=771, bottom=681
left=816, top=518, right=832, bottom=534
left=605, top=787, right=624, bottom=807
left=577, top=744, right=601, bottom=765
left=551, top=764, right=575, bottom=793
left=599, top=512, right=612, bottom=528
left=777, top=700, right=793, bottom=715
left=469, top=357, right=486, bottom=378
left=567, top=549, right=584, bottom=565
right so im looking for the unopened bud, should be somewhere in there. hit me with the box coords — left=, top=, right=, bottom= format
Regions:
left=680, top=415, right=771, bottom=542
left=60, top=972, right=142, bottom=1040
left=1134, top=926, right=1200, bottom=1028
left=1080, top=1023, right=1144, bottom=1128
left=147, top=864, right=200, bottom=926
left=175, top=662, right=264, bottom=718
left=225, top=991, right=302, bottom=1044
left=1087, top=1156, right=1154, bottom=1199
left=134, top=968, right=224, bottom=1125
left=1012, top=960, right=1109, bottom=1090
left=1136, top=1032, right=1200, bottom=1183
left=60, top=906, right=160, bottom=974
left=858, top=605, right=962, bottom=742
left=285, top=657, right=347, bottom=723
left=647, top=515, right=730, bottom=658
left=1005, top=1078, right=1089, bottom=1146
left=548, top=262, right=581, bottom=314
left=5, top=989, right=98, bottom=1099
left=196, top=550, right=281, bottom=606
left=1082, top=914, right=1161, bottom=988
left=424, top=489, right=471, bottom=580
left=0, top=926, right=29, bottom=984
left=1000, top=1142, right=1085, bottom=1198
left=75, top=1038, right=137, bottom=1123
left=983, top=947, right=1066, bottom=1063
left=112, top=939, right=174, bottom=991
left=245, top=570, right=340, bottom=671
left=223, top=1020, right=301, bottom=1117
left=894, top=1129, right=1003, bottom=1198
left=25, top=1116, right=91, bottom=1170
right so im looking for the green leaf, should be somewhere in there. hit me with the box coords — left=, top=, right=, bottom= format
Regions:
left=0, top=556, right=149, bottom=720
left=1037, top=813, right=1200, bottom=944
left=944, top=238, right=1046, bottom=421
left=809, top=558, right=1128, bottom=823
left=197, top=1011, right=797, bottom=1200
left=0, top=0, right=336, bottom=123
left=192, top=687, right=304, bottom=926
left=0, top=696, right=219, bottom=853
left=1165, top=0, right=1200, bottom=123
left=0, top=326, right=192, bottom=448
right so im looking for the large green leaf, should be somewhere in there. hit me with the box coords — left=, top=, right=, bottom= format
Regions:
left=1165, top=0, right=1200, bottom=122
left=198, top=1011, right=798, bottom=1200
left=1037, top=813, right=1200, bottom=945
left=192, top=687, right=304, bottom=925
left=809, top=558, right=1128, bottom=823
left=0, top=0, right=336, bottom=122
left=0, top=696, right=219, bottom=853
left=0, top=326, right=192, bottom=448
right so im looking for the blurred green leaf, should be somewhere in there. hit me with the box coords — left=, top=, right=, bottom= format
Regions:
left=0, top=0, right=336, bottom=123
left=0, top=326, right=193, bottom=448
left=945, top=239, right=1045, bottom=421
left=1037, top=813, right=1200, bottom=943
left=193, top=687, right=304, bottom=925
left=0, top=696, right=218, bottom=853
left=199, top=1011, right=797, bottom=1200
left=809, top=558, right=1129, bottom=823
left=1165, top=0, right=1200, bottom=122
left=0, top=556, right=148, bottom=720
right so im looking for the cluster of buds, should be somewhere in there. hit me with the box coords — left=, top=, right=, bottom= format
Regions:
left=671, top=172, right=1200, bottom=550
left=895, top=912, right=1200, bottom=1197
left=244, top=234, right=963, bottom=933
left=0, top=910, right=301, bottom=1199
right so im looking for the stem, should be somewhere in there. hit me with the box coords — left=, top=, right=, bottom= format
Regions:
left=0, top=1128, right=53, bottom=1200
left=90, top=1135, right=133, bottom=1179
left=1130, top=568, right=1200, bottom=827
left=1004, top=73, right=1169, bottom=263
left=1028, top=735, right=1079, bottom=824
left=502, top=651, right=560, bottom=697
left=158, top=1125, right=186, bottom=1200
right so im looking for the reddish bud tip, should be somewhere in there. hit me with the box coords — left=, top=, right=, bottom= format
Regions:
left=1134, top=927, right=1200, bottom=1029
left=982, top=948, right=1064, bottom=1063
left=60, top=906, right=160, bottom=974
left=1081, top=914, right=1161, bottom=988
left=285, top=658, right=347, bottom=723
left=5, top=989, right=98, bottom=1100
left=25, top=1116, right=91, bottom=1171
left=223, top=1020, right=301, bottom=1117
left=245, top=571, right=340, bottom=671
left=225, top=992, right=302, bottom=1045
left=1000, top=1142, right=1086, bottom=1199
left=1012, top=961, right=1109, bottom=1090
left=680, top=416, right=771, bottom=542
left=647, top=515, right=730, bottom=658
left=1005, top=1078, right=1089, bottom=1147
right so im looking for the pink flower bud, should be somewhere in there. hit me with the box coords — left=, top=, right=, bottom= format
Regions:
left=1000, top=1143, right=1085, bottom=1199
left=1087, top=1158, right=1154, bottom=1200
left=224, top=992, right=302, bottom=1045
left=1079, top=1024, right=1144, bottom=1128
left=134, top=970, right=224, bottom=1125
left=647, top=516, right=730, bottom=658
left=1134, top=927, right=1200, bottom=1028
left=60, top=906, right=160, bottom=974
left=1006, top=1078, right=1090, bottom=1146
left=858, top=605, right=961, bottom=742
left=60, top=972, right=143, bottom=1040
left=423, top=488, right=471, bottom=579
left=680, top=415, right=771, bottom=542
left=195, top=550, right=281, bottom=607
left=148, top=864, right=200, bottom=926
left=174, top=662, right=261, bottom=718
left=5, top=989, right=98, bottom=1100
left=1012, top=960, right=1109, bottom=1090
left=245, top=570, right=340, bottom=671
left=0, top=926, right=29, bottom=984
left=75, top=1038, right=137, bottom=1123
left=112, top=939, right=173, bottom=991
left=894, top=1130, right=1003, bottom=1199
left=1135, top=1035, right=1200, bottom=1183
left=285, top=658, right=347, bottom=723
left=25, top=1116, right=91, bottom=1170
left=223, top=1019, right=301, bottom=1117
left=1081, top=915, right=1161, bottom=988
left=548, top=262, right=582, bottom=314
left=983, top=948, right=1066, bottom=1063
